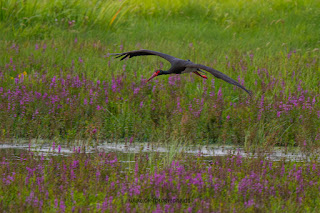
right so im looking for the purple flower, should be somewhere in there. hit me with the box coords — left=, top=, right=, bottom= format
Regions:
left=133, top=87, right=140, bottom=94
left=60, top=200, right=66, bottom=212
left=54, top=198, right=58, bottom=208
left=244, top=199, right=255, bottom=208
left=177, top=97, right=182, bottom=113
left=276, top=111, right=281, bottom=117
left=96, top=170, right=101, bottom=180
left=152, top=85, right=157, bottom=93
left=129, top=136, right=134, bottom=145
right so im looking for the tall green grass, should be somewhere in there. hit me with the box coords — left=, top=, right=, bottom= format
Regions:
left=0, top=0, right=319, bottom=146
left=1, top=0, right=319, bottom=52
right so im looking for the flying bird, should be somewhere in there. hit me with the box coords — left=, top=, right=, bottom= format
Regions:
left=111, top=49, right=251, bottom=95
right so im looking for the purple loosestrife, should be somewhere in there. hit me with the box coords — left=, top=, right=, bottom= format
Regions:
left=71, top=169, right=76, bottom=180
left=257, top=94, right=265, bottom=120
left=217, top=87, right=223, bottom=100
left=237, top=76, right=244, bottom=86
left=96, top=169, right=101, bottom=181
left=111, top=77, right=117, bottom=92
left=25, top=191, right=35, bottom=205
left=244, top=199, right=255, bottom=208
left=54, top=198, right=58, bottom=209
left=129, top=136, right=134, bottom=145
left=177, top=98, right=183, bottom=113
left=277, top=111, right=281, bottom=117
left=152, top=85, right=157, bottom=93
left=60, top=200, right=66, bottom=212
left=50, top=76, right=57, bottom=89
left=134, top=87, right=140, bottom=95
left=203, top=85, right=208, bottom=96
left=14, top=77, right=19, bottom=84
left=168, top=76, right=176, bottom=86
left=188, top=103, right=193, bottom=112
left=52, top=141, right=56, bottom=151
left=42, top=43, right=47, bottom=53
left=287, top=51, right=293, bottom=59
left=210, top=78, right=215, bottom=93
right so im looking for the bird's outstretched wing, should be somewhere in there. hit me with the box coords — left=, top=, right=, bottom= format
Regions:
left=187, top=64, right=252, bottom=95
left=110, top=49, right=177, bottom=64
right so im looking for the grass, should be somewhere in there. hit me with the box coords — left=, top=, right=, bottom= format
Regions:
left=0, top=0, right=320, bottom=211
left=1, top=0, right=319, bottom=50
left=0, top=38, right=319, bottom=146
left=1, top=146, right=320, bottom=212
left=0, top=0, right=319, bottom=146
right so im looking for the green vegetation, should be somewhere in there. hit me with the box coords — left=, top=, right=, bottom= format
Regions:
left=1, top=0, right=319, bottom=52
left=1, top=147, right=320, bottom=212
left=1, top=0, right=320, bottom=211
left=0, top=0, right=319, bottom=145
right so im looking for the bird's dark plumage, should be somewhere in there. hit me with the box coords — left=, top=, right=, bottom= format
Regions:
left=111, top=49, right=251, bottom=95
left=186, top=64, right=251, bottom=95
left=111, top=50, right=177, bottom=64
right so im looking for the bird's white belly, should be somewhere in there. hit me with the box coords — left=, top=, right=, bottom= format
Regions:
left=181, top=67, right=198, bottom=74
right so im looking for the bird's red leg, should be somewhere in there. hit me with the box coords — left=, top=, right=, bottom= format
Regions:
left=193, top=71, right=207, bottom=79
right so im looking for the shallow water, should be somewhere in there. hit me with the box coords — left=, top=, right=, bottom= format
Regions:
left=0, top=142, right=318, bottom=162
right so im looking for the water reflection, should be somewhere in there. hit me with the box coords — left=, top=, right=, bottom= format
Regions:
left=0, top=142, right=319, bottom=162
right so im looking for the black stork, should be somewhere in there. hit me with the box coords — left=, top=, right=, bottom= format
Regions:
left=111, top=49, right=251, bottom=95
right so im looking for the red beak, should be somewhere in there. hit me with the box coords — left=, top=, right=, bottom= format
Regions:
left=146, top=71, right=160, bottom=82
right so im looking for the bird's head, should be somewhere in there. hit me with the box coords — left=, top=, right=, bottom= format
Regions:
left=146, top=70, right=164, bottom=82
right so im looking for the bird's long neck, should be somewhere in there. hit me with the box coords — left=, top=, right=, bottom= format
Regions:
left=146, top=70, right=170, bottom=82
left=159, top=70, right=170, bottom=75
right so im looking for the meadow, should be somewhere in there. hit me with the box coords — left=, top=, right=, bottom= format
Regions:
left=0, top=0, right=320, bottom=211
left=1, top=146, right=320, bottom=212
